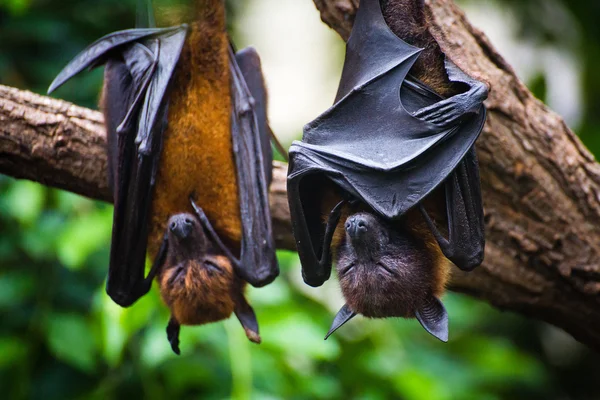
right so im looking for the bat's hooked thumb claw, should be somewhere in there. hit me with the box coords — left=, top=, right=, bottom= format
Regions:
left=325, top=304, right=356, bottom=340
left=244, top=327, right=261, bottom=344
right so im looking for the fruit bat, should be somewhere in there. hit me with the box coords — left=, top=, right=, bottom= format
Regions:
left=48, top=0, right=279, bottom=354
left=287, top=0, right=488, bottom=342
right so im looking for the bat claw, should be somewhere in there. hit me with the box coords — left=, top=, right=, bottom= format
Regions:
left=244, top=327, right=261, bottom=344
left=415, top=91, right=481, bottom=127
left=169, top=340, right=181, bottom=355
left=166, top=317, right=181, bottom=355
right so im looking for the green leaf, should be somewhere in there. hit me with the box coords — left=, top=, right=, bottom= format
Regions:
left=56, top=207, right=112, bottom=269
left=0, top=336, right=28, bottom=369
left=1, top=0, right=33, bottom=16
left=0, top=271, right=36, bottom=308
left=46, top=313, right=98, bottom=373
left=95, top=292, right=127, bottom=368
left=393, top=368, right=451, bottom=400
left=3, top=181, right=45, bottom=225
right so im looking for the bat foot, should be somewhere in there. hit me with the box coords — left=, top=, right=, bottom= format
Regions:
left=166, top=317, right=181, bottom=355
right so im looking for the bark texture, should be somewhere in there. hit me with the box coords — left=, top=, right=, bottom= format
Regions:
left=1, top=0, right=600, bottom=350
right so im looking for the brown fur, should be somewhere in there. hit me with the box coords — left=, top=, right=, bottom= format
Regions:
left=381, top=0, right=459, bottom=97
left=159, top=254, right=242, bottom=325
left=156, top=212, right=259, bottom=343
left=146, top=1, right=250, bottom=331
left=329, top=202, right=449, bottom=316
left=336, top=212, right=446, bottom=318
left=148, top=2, right=240, bottom=259
left=323, top=187, right=448, bottom=297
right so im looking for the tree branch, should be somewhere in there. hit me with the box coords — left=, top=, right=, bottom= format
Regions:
left=1, top=0, right=600, bottom=350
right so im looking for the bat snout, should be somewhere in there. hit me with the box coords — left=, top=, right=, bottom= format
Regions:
left=168, top=214, right=196, bottom=240
left=345, top=216, right=369, bottom=239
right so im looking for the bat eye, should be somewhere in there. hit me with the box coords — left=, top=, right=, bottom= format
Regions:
left=205, top=261, right=223, bottom=274
left=184, top=218, right=193, bottom=225
left=345, top=221, right=352, bottom=230
left=170, top=222, right=177, bottom=230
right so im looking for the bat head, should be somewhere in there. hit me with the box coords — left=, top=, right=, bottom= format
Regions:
left=335, top=211, right=439, bottom=319
left=158, top=213, right=239, bottom=326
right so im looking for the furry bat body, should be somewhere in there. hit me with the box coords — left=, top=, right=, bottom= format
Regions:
left=49, top=0, right=279, bottom=354
left=287, top=0, right=488, bottom=341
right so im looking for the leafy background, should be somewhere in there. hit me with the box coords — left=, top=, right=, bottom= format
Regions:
left=0, top=0, right=598, bottom=399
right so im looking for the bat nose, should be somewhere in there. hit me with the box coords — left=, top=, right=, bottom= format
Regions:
left=169, top=216, right=193, bottom=239
left=345, top=216, right=368, bottom=238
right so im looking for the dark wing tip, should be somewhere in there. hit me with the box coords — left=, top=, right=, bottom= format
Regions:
left=106, top=288, right=138, bottom=308
left=244, top=266, right=280, bottom=288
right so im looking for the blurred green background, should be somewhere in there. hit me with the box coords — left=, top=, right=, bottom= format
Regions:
left=0, top=0, right=599, bottom=399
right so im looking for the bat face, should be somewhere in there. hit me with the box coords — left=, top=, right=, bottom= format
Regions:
left=158, top=213, right=240, bottom=325
left=335, top=211, right=441, bottom=318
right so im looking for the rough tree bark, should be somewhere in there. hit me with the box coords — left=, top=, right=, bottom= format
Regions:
left=1, top=0, right=600, bottom=350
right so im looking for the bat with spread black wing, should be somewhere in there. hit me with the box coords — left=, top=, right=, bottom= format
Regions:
left=48, top=0, right=279, bottom=354
left=287, top=0, right=488, bottom=342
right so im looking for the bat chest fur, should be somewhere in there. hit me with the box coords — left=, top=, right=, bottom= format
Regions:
left=335, top=210, right=450, bottom=318
left=337, top=257, right=427, bottom=318
left=148, top=23, right=242, bottom=258
left=159, top=256, right=243, bottom=326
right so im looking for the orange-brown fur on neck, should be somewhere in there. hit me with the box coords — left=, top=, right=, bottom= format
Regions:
left=158, top=254, right=245, bottom=325
left=148, top=6, right=241, bottom=259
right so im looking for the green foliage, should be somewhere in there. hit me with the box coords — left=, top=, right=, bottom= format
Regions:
left=0, top=175, right=591, bottom=399
left=1, top=0, right=599, bottom=398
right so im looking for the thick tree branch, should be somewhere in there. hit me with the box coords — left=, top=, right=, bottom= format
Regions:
left=0, top=84, right=295, bottom=250
left=0, top=85, right=110, bottom=202
left=1, top=0, right=600, bottom=350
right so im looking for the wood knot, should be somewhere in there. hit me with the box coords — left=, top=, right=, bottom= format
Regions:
left=55, top=135, right=67, bottom=148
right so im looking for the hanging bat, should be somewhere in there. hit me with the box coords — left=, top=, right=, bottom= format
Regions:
left=48, top=0, right=279, bottom=354
left=287, top=0, right=488, bottom=342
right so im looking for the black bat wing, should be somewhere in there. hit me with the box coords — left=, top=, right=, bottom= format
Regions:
left=420, top=146, right=485, bottom=270
left=229, top=46, right=279, bottom=287
left=235, top=47, right=273, bottom=185
left=287, top=0, right=487, bottom=286
left=48, top=25, right=188, bottom=306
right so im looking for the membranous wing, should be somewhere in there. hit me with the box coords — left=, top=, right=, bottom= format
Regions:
left=49, top=26, right=188, bottom=306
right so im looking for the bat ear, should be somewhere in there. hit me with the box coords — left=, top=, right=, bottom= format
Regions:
left=166, top=317, right=181, bottom=355
left=234, top=296, right=261, bottom=344
left=325, top=304, right=357, bottom=340
left=415, top=296, right=449, bottom=342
